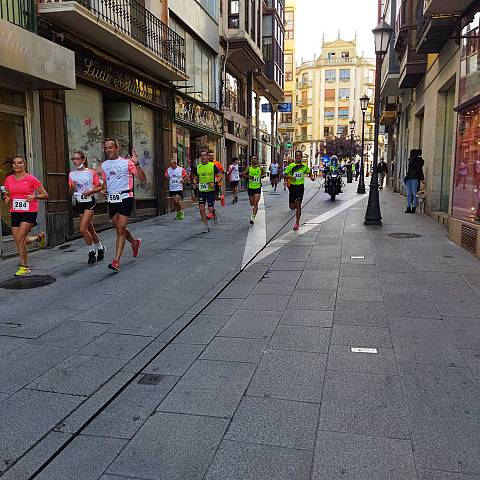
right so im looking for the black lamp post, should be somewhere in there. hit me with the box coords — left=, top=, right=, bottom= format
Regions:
left=357, top=94, right=369, bottom=194
left=364, top=18, right=393, bottom=225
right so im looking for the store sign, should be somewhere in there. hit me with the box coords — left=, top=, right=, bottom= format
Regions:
left=278, top=103, right=292, bottom=112
left=174, top=95, right=223, bottom=136
left=76, top=53, right=166, bottom=108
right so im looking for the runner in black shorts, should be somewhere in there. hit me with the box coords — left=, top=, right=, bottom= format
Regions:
left=269, top=158, right=280, bottom=191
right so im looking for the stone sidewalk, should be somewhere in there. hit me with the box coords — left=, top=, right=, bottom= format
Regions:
left=2, top=186, right=480, bottom=479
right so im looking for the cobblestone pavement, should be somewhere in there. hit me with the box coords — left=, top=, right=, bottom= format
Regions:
left=1, top=182, right=480, bottom=480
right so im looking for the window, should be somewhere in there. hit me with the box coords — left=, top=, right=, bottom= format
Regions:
left=251, top=0, right=255, bottom=39
left=341, top=51, right=349, bottom=59
left=301, top=109, right=307, bottom=122
left=285, top=10, right=294, bottom=39
left=284, top=53, right=293, bottom=81
left=337, top=125, right=348, bottom=136
left=228, top=0, right=239, bottom=28
left=245, top=0, right=249, bottom=32
left=338, top=107, right=349, bottom=119
left=324, top=108, right=335, bottom=120
left=196, top=0, right=218, bottom=19
left=338, top=88, right=349, bottom=100
left=225, top=72, right=242, bottom=114
left=325, top=70, right=336, bottom=82
left=281, top=112, right=292, bottom=123
left=327, top=52, right=335, bottom=60
left=340, top=69, right=350, bottom=81
left=324, top=89, right=335, bottom=100
left=324, top=126, right=332, bottom=137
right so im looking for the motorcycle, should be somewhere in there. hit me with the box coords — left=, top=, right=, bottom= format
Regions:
left=324, top=169, right=343, bottom=201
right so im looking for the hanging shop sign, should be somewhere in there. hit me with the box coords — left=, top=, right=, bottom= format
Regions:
left=75, top=52, right=167, bottom=109
left=174, top=94, right=223, bottom=136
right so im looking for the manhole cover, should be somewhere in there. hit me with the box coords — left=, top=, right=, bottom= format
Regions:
left=137, top=374, right=163, bottom=385
left=388, top=233, right=422, bottom=239
left=0, top=275, right=56, bottom=290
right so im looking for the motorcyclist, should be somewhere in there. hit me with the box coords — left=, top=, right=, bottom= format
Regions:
left=323, top=155, right=344, bottom=193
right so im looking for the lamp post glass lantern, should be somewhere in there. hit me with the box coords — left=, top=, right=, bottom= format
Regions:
left=364, top=18, right=393, bottom=226
left=357, top=95, right=369, bottom=194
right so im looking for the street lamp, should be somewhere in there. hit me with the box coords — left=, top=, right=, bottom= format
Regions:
left=348, top=118, right=356, bottom=183
left=357, top=94, right=369, bottom=194
left=364, top=18, right=393, bottom=225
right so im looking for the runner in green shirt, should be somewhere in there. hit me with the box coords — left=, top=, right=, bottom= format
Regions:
left=283, top=150, right=315, bottom=231
left=241, top=155, right=264, bottom=225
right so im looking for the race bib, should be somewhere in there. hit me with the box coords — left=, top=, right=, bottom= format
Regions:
left=293, top=172, right=303, bottom=180
left=199, top=182, right=209, bottom=192
left=170, top=178, right=180, bottom=185
left=75, top=194, right=92, bottom=203
left=107, top=193, right=122, bottom=203
left=252, top=176, right=260, bottom=183
left=12, top=199, right=29, bottom=211
left=231, top=173, right=239, bottom=181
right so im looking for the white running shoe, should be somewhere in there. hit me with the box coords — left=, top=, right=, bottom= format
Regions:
left=204, top=224, right=210, bottom=233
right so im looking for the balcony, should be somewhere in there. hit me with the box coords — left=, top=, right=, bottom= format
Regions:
left=298, top=79, right=312, bottom=89
left=295, top=134, right=312, bottom=142
left=296, top=98, right=312, bottom=107
left=297, top=116, right=312, bottom=125
left=399, top=44, right=427, bottom=88
left=380, top=96, right=399, bottom=126
left=416, top=0, right=460, bottom=54
left=224, top=89, right=244, bottom=115
left=1, top=0, right=36, bottom=31
left=423, top=0, right=475, bottom=15
left=38, top=0, right=187, bottom=81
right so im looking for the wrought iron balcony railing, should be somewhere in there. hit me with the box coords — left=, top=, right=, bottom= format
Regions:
left=1, top=0, right=36, bottom=31
left=42, top=0, right=185, bottom=73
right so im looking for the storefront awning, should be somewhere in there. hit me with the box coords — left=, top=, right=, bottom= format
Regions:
left=0, top=19, right=75, bottom=90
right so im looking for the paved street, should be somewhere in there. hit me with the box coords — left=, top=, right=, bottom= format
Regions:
left=1, top=181, right=480, bottom=480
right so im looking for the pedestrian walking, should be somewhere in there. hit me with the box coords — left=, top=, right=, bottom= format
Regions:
left=165, top=158, right=188, bottom=220
left=377, top=157, right=388, bottom=190
left=2, top=155, right=48, bottom=276
left=346, top=159, right=353, bottom=183
left=102, top=138, right=146, bottom=272
left=404, top=149, right=424, bottom=213
left=192, top=149, right=221, bottom=232
left=242, top=155, right=263, bottom=225
left=69, top=151, right=105, bottom=264
left=283, top=150, right=315, bottom=230
left=354, top=158, right=360, bottom=181
left=227, top=157, right=240, bottom=204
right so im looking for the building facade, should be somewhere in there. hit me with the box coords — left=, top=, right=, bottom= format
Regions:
left=277, top=0, right=296, bottom=161
left=380, top=0, right=480, bottom=258
left=295, top=37, right=375, bottom=166
left=0, top=0, right=75, bottom=255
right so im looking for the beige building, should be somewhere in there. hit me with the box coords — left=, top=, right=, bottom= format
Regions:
left=380, top=0, right=480, bottom=258
left=278, top=0, right=296, bottom=160
left=295, top=37, right=375, bottom=166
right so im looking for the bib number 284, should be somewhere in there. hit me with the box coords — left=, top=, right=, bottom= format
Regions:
left=13, top=199, right=29, bottom=211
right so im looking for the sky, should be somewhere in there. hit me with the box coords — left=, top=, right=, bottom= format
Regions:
left=295, top=0, right=379, bottom=63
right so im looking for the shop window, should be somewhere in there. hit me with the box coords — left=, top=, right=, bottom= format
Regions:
left=452, top=104, right=480, bottom=222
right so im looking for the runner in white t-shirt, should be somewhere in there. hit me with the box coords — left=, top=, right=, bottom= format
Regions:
left=69, top=151, right=105, bottom=264
left=165, top=158, right=188, bottom=220
left=102, top=138, right=146, bottom=272
left=269, top=158, right=280, bottom=191
left=227, top=157, right=240, bottom=204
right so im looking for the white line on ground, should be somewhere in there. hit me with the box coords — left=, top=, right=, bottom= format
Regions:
left=243, top=193, right=365, bottom=269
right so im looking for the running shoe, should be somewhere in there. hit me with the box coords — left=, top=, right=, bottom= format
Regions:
left=88, top=251, right=96, bottom=265
left=132, top=238, right=141, bottom=257
left=204, top=224, right=210, bottom=233
left=293, top=223, right=300, bottom=231
left=207, top=212, right=214, bottom=220
left=108, top=260, right=120, bottom=272
left=14, top=265, right=30, bottom=276
left=179, top=211, right=185, bottom=220
left=96, top=247, right=105, bottom=262
left=37, top=232, right=46, bottom=249
left=175, top=212, right=180, bottom=220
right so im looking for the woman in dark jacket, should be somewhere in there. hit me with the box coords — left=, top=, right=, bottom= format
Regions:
left=404, top=149, right=424, bottom=213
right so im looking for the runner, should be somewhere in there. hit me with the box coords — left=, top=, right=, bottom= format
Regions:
left=283, top=150, right=315, bottom=231
left=269, top=158, right=280, bottom=191
left=192, top=149, right=221, bottom=232
left=69, top=151, right=105, bottom=264
left=165, top=158, right=188, bottom=220
left=2, top=155, right=48, bottom=276
left=227, top=157, right=240, bottom=204
left=242, top=155, right=263, bottom=225
left=102, top=138, right=146, bottom=272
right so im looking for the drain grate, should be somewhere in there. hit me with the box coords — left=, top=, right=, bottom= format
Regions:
left=0, top=275, right=56, bottom=290
left=388, top=232, right=422, bottom=239
left=461, top=224, right=477, bottom=254
left=137, top=374, right=163, bottom=385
